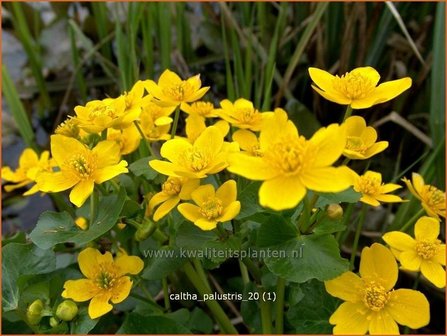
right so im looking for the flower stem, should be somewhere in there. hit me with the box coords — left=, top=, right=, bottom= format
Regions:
left=170, top=106, right=181, bottom=139
left=193, top=258, right=211, bottom=291
left=342, top=105, right=353, bottom=122
left=399, top=208, right=425, bottom=233
left=133, top=120, right=155, bottom=157
left=275, top=277, right=286, bottom=334
left=259, top=287, right=272, bottom=334
left=162, top=277, right=171, bottom=311
left=336, top=203, right=355, bottom=243
left=183, top=261, right=238, bottom=334
left=349, top=204, right=367, bottom=270
left=239, top=259, right=250, bottom=285
left=90, top=190, right=98, bottom=222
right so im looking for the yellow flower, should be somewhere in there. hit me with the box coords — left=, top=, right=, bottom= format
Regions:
left=74, top=96, right=139, bottom=133
left=62, top=248, right=144, bottom=319
left=343, top=116, right=388, bottom=159
left=383, top=216, right=445, bottom=288
left=75, top=217, right=88, bottom=230
left=149, top=126, right=235, bottom=179
left=144, top=69, right=209, bottom=107
left=325, top=243, right=430, bottom=335
left=177, top=180, right=241, bottom=230
left=227, top=108, right=353, bottom=210
left=2, top=148, right=54, bottom=196
left=121, top=80, right=146, bottom=117
left=353, top=170, right=404, bottom=207
left=215, top=98, right=273, bottom=131
left=55, top=117, right=81, bottom=138
left=148, top=177, right=200, bottom=221
left=308, top=66, right=412, bottom=109
left=185, top=113, right=229, bottom=143
left=232, top=129, right=262, bottom=157
left=37, top=135, right=128, bottom=207
left=107, top=125, right=141, bottom=155
left=139, top=100, right=175, bottom=141
left=402, top=172, right=445, bottom=219
left=180, top=101, right=218, bottom=118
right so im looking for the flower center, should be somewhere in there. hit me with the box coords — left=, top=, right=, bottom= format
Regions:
left=421, top=185, right=445, bottom=209
left=162, top=178, right=182, bottom=195
left=192, top=102, right=214, bottom=117
left=236, top=107, right=261, bottom=124
left=184, top=148, right=209, bottom=172
left=346, top=136, right=367, bottom=154
left=96, top=271, right=115, bottom=289
left=69, top=154, right=95, bottom=179
left=362, top=282, right=390, bottom=311
left=333, top=72, right=375, bottom=99
left=90, top=103, right=117, bottom=119
left=163, top=82, right=194, bottom=102
left=200, top=197, right=223, bottom=220
left=416, top=239, right=440, bottom=260
left=264, top=136, right=310, bottom=174
left=354, top=174, right=381, bottom=195
left=56, top=118, right=80, bottom=138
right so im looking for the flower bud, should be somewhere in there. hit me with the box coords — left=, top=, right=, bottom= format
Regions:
left=75, top=217, right=88, bottom=230
left=117, top=222, right=127, bottom=230
left=26, top=299, right=44, bottom=325
left=56, top=300, right=78, bottom=321
left=134, top=218, right=157, bottom=241
left=49, top=317, right=59, bottom=328
left=327, top=204, right=343, bottom=220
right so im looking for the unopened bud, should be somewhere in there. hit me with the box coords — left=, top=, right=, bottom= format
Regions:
left=117, top=222, right=127, bottom=230
left=134, top=218, right=157, bottom=241
left=327, top=204, right=343, bottom=220
left=56, top=300, right=78, bottom=321
left=49, top=317, right=59, bottom=328
left=26, top=299, right=44, bottom=325
left=75, top=217, right=88, bottom=230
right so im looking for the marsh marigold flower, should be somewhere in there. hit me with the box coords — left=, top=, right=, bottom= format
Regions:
left=37, top=135, right=128, bottom=207
left=309, top=66, right=412, bottom=109
left=139, top=100, right=176, bottom=141
left=148, top=177, right=200, bottom=221
left=177, top=180, right=241, bottom=230
left=149, top=126, right=237, bottom=179
left=353, top=170, right=404, bottom=207
left=62, top=248, right=144, bottom=319
left=402, top=172, right=446, bottom=219
left=343, top=116, right=388, bottom=159
left=185, top=113, right=229, bottom=143
left=180, top=101, right=218, bottom=118
left=383, top=216, right=446, bottom=288
left=107, top=125, right=141, bottom=155
left=2, top=148, right=54, bottom=195
left=232, top=129, right=262, bottom=157
left=227, top=108, right=353, bottom=210
left=215, top=98, right=273, bottom=131
left=325, top=243, right=429, bottom=335
left=144, top=69, right=209, bottom=107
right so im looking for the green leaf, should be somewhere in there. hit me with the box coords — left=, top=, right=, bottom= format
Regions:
left=70, top=307, right=98, bottom=334
left=175, top=221, right=216, bottom=250
left=316, top=187, right=361, bottom=208
left=203, top=236, right=241, bottom=264
left=129, top=156, right=158, bottom=180
left=30, top=188, right=126, bottom=249
left=188, top=308, right=214, bottom=334
left=2, top=243, right=56, bottom=312
left=141, top=246, right=187, bottom=280
left=312, top=215, right=346, bottom=236
left=256, top=215, right=297, bottom=248
left=117, top=313, right=192, bottom=334
left=236, top=182, right=264, bottom=220
left=287, top=279, right=339, bottom=333
left=264, top=234, right=349, bottom=283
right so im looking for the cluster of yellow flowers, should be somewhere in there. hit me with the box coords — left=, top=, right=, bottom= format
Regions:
left=2, top=67, right=445, bottom=327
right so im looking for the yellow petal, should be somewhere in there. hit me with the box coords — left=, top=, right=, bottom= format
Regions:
left=308, top=67, right=336, bottom=92
left=51, top=134, right=87, bottom=166
left=92, top=141, right=121, bottom=168
left=382, top=232, right=416, bottom=251
left=232, top=129, right=258, bottom=151
left=62, top=279, right=99, bottom=301
left=227, top=153, right=277, bottom=180
left=19, top=148, right=39, bottom=168
left=301, top=166, right=353, bottom=193
left=344, top=116, right=366, bottom=137
left=69, top=179, right=95, bottom=207
left=78, top=248, right=103, bottom=278
left=88, top=291, right=113, bottom=319
left=361, top=126, right=378, bottom=146
left=185, top=114, right=206, bottom=142
left=259, top=108, right=298, bottom=150
left=160, top=138, right=192, bottom=164
left=191, top=184, right=215, bottom=205
left=259, top=176, right=306, bottom=211
left=311, top=85, right=352, bottom=105
left=360, top=195, right=381, bottom=207
left=177, top=203, right=202, bottom=223
left=368, top=310, right=399, bottom=335
left=195, top=218, right=218, bottom=231
left=329, top=301, right=370, bottom=335
left=359, top=243, right=397, bottom=290
left=153, top=196, right=180, bottom=221
left=219, top=201, right=241, bottom=222
left=149, top=160, right=178, bottom=177
left=420, top=260, right=445, bottom=288
left=414, top=216, right=440, bottom=241
left=433, top=244, right=446, bottom=266
left=352, top=66, right=381, bottom=86
left=143, top=80, right=163, bottom=99
left=310, top=124, right=346, bottom=166
left=148, top=192, right=171, bottom=215
left=387, top=289, right=430, bottom=329
left=37, top=171, right=78, bottom=192
left=363, top=141, right=389, bottom=159
left=215, top=180, right=237, bottom=207
left=185, top=86, right=209, bottom=102
left=158, top=69, right=182, bottom=87
left=110, top=276, right=133, bottom=304
left=93, top=161, right=128, bottom=184
left=399, top=250, right=421, bottom=271
left=194, top=126, right=224, bottom=158
left=324, top=271, right=363, bottom=303
left=374, top=194, right=404, bottom=203
left=115, top=255, right=144, bottom=276
left=178, top=179, right=200, bottom=200
left=380, top=182, right=401, bottom=193
left=411, top=172, right=425, bottom=194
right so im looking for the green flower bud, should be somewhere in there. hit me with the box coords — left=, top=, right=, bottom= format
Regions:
left=134, top=218, right=157, bottom=241
left=327, top=204, right=343, bottom=220
left=49, top=317, right=60, bottom=328
left=26, top=299, right=44, bottom=325
left=56, top=300, right=78, bottom=321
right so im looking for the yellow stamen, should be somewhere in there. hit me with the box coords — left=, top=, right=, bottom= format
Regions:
left=163, top=82, right=194, bottom=102
left=416, top=240, right=440, bottom=260
left=265, top=136, right=312, bottom=174
left=333, top=72, right=375, bottom=100
left=200, top=197, right=223, bottom=220
left=362, top=281, right=390, bottom=311
left=162, top=178, right=182, bottom=196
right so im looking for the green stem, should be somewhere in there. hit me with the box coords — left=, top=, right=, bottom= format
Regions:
left=170, top=106, right=181, bottom=139
left=259, top=287, right=272, bottom=334
left=193, top=258, right=211, bottom=291
left=90, top=190, right=98, bottom=222
left=399, top=208, right=425, bottom=233
left=298, top=194, right=311, bottom=233
left=336, top=203, right=355, bottom=243
left=350, top=204, right=368, bottom=270
left=242, top=258, right=262, bottom=283
left=342, top=105, right=353, bottom=122
left=183, top=262, right=238, bottom=334
left=275, top=277, right=286, bottom=334
left=162, top=277, right=171, bottom=311
left=133, top=120, right=155, bottom=157
left=239, top=259, right=250, bottom=285
left=109, top=179, right=120, bottom=192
